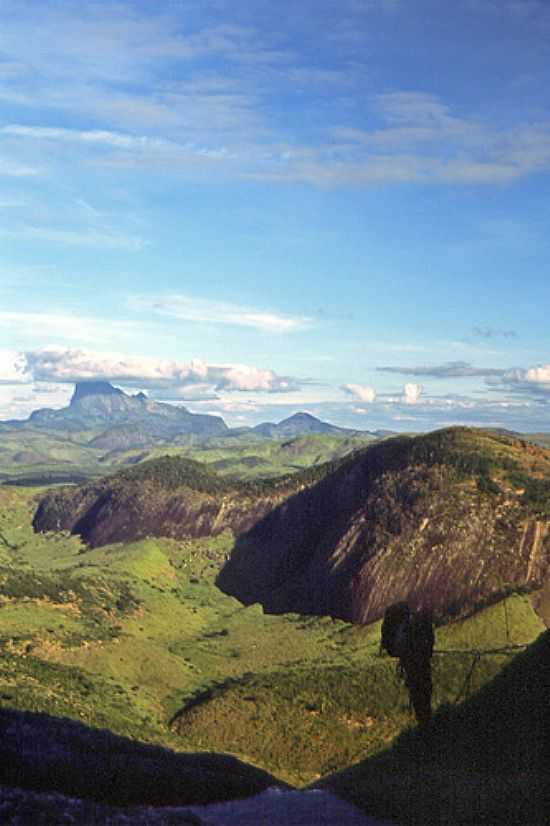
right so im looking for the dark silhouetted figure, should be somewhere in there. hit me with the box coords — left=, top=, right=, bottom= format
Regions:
left=381, top=602, right=435, bottom=731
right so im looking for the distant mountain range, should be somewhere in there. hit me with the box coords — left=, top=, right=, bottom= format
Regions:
left=3, top=381, right=384, bottom=446
left=0, top=381, right=387, bottom=483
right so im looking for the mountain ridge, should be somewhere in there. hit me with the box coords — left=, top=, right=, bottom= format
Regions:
left=3, top=381, right=380, bottom=443
left=218, top=427, right=550, bottom=623
left=33, top=426, right=550, bottom=625
left=250, top=411, right=362, bottom=439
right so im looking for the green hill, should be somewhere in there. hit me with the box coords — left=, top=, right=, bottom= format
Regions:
left=219, top=426, right=550, bottom=623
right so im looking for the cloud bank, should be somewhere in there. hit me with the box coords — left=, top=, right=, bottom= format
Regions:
left=22, top=347, right=301, bottom=395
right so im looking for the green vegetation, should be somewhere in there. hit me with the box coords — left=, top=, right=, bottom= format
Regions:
left=119, top=455, right=230, bottom=492
left=0, top=463, right=548, bottom=821
left=118, top=448, right=355, bottom=495
left=0, top=422, right=375, bottom=486
left=170, top=594, right=543, bottom=785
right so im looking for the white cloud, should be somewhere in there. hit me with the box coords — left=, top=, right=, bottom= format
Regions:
left=0, top=225, right=146, bottom=251
left=0, top=350, right=28, bottom=384
left=138, top=294, right=312, bottom=333
left=402, top=382, right=423, bottom=405
left=0, top=6, right=270, bottom=136
left=0, top=125, right=231, bottom=162
left=197, top=398, right=261, bottom=414
left=6, top=86, right=550, bottom=188
left=466, top=0, right=547, bottom=18
left=22, top=347, right=301, bottom=395
left=524, top=365, right=550, bottom=384
left=348, top=0, right=400, bottom=11
left=341, top=382, right=377, bottom=402
left=0, top=0, right=549, bottom=190
left=498, top=363, right=550, bottom=396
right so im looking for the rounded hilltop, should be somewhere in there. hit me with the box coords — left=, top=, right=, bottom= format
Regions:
left=33, top=426, right=550, bottom=627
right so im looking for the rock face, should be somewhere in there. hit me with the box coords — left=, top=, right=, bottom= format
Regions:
left=71, top=381, right=124, bottom=401
left=26, top=381, right=228, bottom=442
left=34, top=428, right=550, bottom=623
left=217, top=428, right=550, bottom=623
left=32, top=456, right=308, bottom=549
left=1, top=707, right=284, bottom=811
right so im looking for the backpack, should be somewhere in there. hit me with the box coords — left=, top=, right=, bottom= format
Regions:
left=410, top=611, right=435, bottom=660
left=381, top=602, right=411, bottom=657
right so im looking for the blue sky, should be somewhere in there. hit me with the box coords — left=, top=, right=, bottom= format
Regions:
left=1, top=0, right=550, bottom=431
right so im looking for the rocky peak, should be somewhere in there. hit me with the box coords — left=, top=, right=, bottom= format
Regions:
left=283, top=412, right=317, bottom=423
left=70, top=382, right=124, bottom=404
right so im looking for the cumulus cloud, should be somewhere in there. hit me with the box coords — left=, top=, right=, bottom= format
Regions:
left=377, top=360, right=506, bottom=378
left=402, top=382, right=422, bottom=405
left=499, top=364, right=550, bottom=396
left=0, top=350, right=28, bottom=384
left=341, top=382, right=377, bottom=402
left=522, top=365, right=550, bottom=385
left=22, top=347, right=301, bottom=395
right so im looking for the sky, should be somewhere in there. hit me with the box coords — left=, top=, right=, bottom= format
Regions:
left=1, top=0, right=550, bottom=432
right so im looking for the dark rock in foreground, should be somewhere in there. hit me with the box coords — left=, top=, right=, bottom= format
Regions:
left=0, top=707, right=287, bottom=810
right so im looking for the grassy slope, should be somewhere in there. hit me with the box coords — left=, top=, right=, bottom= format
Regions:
left=0, top=430, right=375, bottom=485
left=170, top=595, right=543, bottom=785
left=0, top=486, right=389, bottom=756
left=119, top=433, right=376, bottom=479
left=0, top=484, right=545, bottom=801
left=0, top=428, right=105, bottom=483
